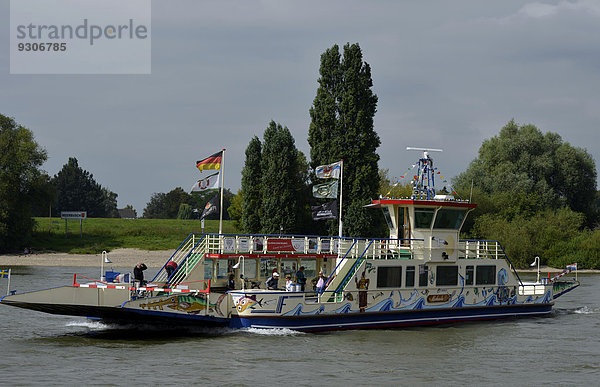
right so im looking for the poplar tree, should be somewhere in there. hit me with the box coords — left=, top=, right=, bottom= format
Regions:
left=260, top=121, right=305, bottom=234
left=308, top=43, right=382, bottom=237
left=241, top=136, right=262, bottom=233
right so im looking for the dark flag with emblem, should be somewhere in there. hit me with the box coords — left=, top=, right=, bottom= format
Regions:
left=201, top=193, right=219, bottom=220
left=311, top=200, right=338, bottom=221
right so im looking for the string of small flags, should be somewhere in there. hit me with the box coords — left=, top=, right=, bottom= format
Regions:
left=385, top=164, right=456, bottom=197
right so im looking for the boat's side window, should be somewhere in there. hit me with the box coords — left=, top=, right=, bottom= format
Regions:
left=203, top=258, right=214, bottom=280
left=281, top=259, right=298, bottom=277
left=217, top=259, right=236, bottom=279
left=406, top=266, right=415, bottom=287
left=242, top=258, right=257, bottom=279
left=465, top=265, right=474, bottom=285
left=418, top=264, right=428, bottom=287
left=476, top=265, right=496, bottom=285
left=260, top=258, right=278, bottom=278
left=377, top=266, right=402, bottom=288
left=299, top=259, right=317, bottom=279
left=436, top=265, right=458, bottom=286
left=415, top=207, right=435, bottom=228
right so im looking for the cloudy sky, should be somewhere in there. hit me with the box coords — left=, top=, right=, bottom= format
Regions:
left=2, top=0, right=599, bottom=214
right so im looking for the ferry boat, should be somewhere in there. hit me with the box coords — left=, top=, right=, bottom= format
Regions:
left=1, top=148, right=580, bottom=332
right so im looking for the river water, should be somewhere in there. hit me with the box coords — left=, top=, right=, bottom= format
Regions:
left=0, top=266, right=598, bottom=386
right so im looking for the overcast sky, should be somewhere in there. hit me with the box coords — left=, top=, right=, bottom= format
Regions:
left=2, top=0, right=599, bottom=214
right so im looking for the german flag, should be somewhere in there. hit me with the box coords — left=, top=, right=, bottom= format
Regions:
left=196, top=151, right=222, bottom=171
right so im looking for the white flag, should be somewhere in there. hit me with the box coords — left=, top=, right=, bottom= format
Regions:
left=315, top=161, right=341, bottom=179
left=191, top=172, right=220, bottom=192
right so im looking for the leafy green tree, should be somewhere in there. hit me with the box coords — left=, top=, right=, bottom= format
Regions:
left=260, top=121, right=307, bottom=234
left=51, top=157, right=119, bottom=218
left=101, top=188, right=119, bottom=218
left=472, top=207, right=584, bottom=268
left=143, top=187, right=190, bottom=219
left=548, top=229, right=600, bottom=269
left=241, top=136, right=262, bottom=233
left=227, top=190, right=243, bottom=230
left=308, top=43, right=382, bottom=237
left=177, top=203, right=193, bottom=219
left=143, top=192, right=168, bottom=219
left=454, top=120, right=597, bottom=225
left=379, top=169, right=412, bottom=198
left=30, top=173, right=57, bottom=217
left=0, top=114, right=50, bottom=251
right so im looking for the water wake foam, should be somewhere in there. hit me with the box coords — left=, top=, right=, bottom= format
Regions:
left=64, top=319, right=238, bottom=338
left=241, top=327, right=303, bottom=336
left=66, top=319, right=111, bottom=330
left=574, top=306, right=600, bottom=315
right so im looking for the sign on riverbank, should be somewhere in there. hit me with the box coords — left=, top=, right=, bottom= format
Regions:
left=60, top=211, right=86, bottom=239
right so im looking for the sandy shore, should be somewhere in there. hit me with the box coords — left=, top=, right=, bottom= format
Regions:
left=0, top=248, right=176, bottom=268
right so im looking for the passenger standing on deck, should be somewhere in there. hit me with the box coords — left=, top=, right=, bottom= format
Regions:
left=134, top=262, right=148, bottom=287
left=296, top=266, right=306, bottom=291
left=355, top=270, right=370, bottom=313
left=285, top=275, right=294, bottom=291
left=165, top=261, right=178, bottom=278
left=227, top=274, right=236, bottom=290
left=266, top=272, right=280, bottom=290
left=315, top=271, right=326, bottom=294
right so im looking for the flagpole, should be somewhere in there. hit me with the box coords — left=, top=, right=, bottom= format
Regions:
left=338, top=159, right=344, bottom=237
left=219, top=148, right=226, bottom=235
left=6, top=269, right=11, bottom=296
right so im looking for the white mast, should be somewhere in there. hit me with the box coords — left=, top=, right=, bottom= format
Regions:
left=219, top=148, right=226, bottom=235
left=338, top=159, right=344, bottom=237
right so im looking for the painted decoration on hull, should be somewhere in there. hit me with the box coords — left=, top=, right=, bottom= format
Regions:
left=138, top=294, right=218, bottom=315
left=232, top=268, right=552, bottom=318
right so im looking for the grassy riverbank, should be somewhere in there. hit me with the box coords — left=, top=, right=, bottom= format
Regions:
left=30, top=217, right=239, bottom=254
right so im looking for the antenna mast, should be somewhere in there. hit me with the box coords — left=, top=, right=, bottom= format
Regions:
left=406, top=147, right=443, bottom=200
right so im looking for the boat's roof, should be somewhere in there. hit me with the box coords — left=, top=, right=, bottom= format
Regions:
left=369, top=198, right=477, bottom=209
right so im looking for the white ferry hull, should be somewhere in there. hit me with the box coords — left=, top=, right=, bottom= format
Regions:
left=230, top=303, right=554, bottom=332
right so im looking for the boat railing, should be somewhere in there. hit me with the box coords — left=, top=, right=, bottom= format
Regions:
left=197, top=233, right=420, bottom=260
left=149, top=234, right=525, bottom=287
left=460, top=239, right=523, bottom=286
left=72, top=274, right=211, bottom=302
left=518, top=283, right=548, bottom=296
left=150, top=233, right=208, bottom=284
left=334, top=239, right=374, bottom=295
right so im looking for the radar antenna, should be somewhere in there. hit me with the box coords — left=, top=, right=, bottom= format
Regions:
left=406, top=147, right=443, bottom=200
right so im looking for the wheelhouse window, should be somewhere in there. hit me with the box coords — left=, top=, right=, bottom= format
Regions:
left=433, top=209, right=467, bottom=230
left=415, top=207, right=435, bottom=228
left=476, top=265, right=496, bottom=285
left=465, top=265, right=474, bottom=285
left=418, top=264, right=429, bottom=286
left=382, top=207, right=394, bottom=230
left=436, top=265, right=458, bottom=286
left=406, top=266, right=415, bottom=287
left=377, top=266, right=402, bottom=288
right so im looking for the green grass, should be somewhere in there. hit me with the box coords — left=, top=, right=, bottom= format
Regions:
left=31, top=217, right=240, bottom=254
